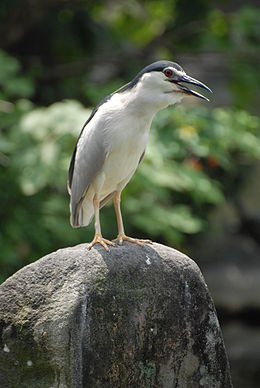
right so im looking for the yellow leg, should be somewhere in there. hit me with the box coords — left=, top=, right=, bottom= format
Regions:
left=88, top=194, right=115, bottom=251
left=113, top=191, right=151, bottom=246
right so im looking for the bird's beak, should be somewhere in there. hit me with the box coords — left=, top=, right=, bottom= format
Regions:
left=171, top=74, right=212, bottom=101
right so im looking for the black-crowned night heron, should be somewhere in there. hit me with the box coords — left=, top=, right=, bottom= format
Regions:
left=68, top=60, right=211, bottom=250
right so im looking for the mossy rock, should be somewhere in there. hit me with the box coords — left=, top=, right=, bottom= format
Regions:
left=0, top=242, right=232, bottom=387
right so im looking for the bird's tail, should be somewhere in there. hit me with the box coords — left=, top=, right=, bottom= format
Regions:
left=70, top=190, right=115, bottom=228
left=70, top=191, right=94, bottom=228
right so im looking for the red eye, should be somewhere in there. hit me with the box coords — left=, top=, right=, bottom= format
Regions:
left=164, top=68, right=173, bottom=78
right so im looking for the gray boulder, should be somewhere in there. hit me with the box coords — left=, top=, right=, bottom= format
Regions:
left=0, top=242, right=232, bottom=387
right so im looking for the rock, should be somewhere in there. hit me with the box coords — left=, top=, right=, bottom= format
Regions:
left=0, top=242, right=232, bottom=388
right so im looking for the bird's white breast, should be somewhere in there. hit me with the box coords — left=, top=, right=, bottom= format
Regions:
left=94, top=92, right=154, bottom=194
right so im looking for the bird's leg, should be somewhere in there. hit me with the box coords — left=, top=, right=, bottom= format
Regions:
left=113, top=191, right=151, bottom=246
left=88, top=194, right=115, bottom=251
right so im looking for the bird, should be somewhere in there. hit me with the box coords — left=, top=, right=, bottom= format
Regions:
left=68, top=60, right=212, bottom=251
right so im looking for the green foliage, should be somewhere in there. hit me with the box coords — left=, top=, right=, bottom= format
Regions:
left=92, top=1, right=174, bottom=47
left=17, top=101, right=90, bottom=194
left=124, top=106, right=260, bottom=244
left=203, top=5, right=260, bottom=110
left=229, top=7, right=260, bottom=109
left=0, top=100, right=93, bottom=282
left=0, top=50, right=34, bottom=99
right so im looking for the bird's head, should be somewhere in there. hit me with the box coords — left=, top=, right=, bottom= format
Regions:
left=122, top=60, right=212, bottom=111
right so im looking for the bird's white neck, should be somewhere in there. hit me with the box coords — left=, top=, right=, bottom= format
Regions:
left=115, top=73, right=184, bottom=119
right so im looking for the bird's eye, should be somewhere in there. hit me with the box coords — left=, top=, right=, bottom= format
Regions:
left=163, top=68, right=174, bottom=78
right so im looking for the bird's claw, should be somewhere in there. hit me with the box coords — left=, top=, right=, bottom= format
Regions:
left=116, top=234, right=152, bottom=247
left=88, top=233, right=115, bottom=251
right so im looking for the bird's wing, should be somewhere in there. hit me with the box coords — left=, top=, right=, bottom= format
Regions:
left=68, top=95, right=111, bottom=191
left=68, top=100, right=110, bottom=225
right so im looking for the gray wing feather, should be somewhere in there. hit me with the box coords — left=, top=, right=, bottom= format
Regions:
left=70, top=121, right=108, bottom=225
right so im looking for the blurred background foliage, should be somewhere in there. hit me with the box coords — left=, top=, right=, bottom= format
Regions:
left=1, top=1, right=260, bottom=386
left=0, top=0, right=259, bottom=282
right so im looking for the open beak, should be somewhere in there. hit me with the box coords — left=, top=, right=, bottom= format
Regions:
left=172, top=74, right=212, bottom=101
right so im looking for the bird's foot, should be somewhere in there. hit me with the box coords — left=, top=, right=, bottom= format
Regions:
left=88, top=233, right=115, bottom=251
left=116, top=234, right=152, bottom=247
